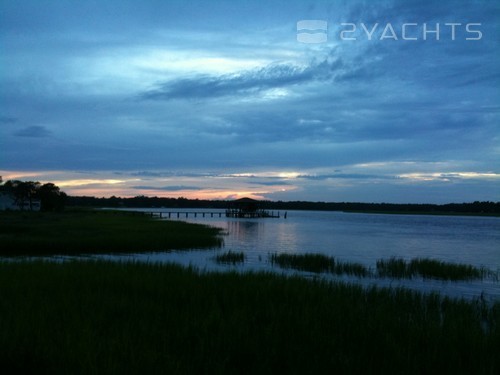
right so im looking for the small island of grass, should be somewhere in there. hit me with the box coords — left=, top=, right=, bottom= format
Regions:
left=269, top=252, right=369, bottom=277
left=214, top=250, right=246, bottom=265
left=270, top=253, right=496, bottom=282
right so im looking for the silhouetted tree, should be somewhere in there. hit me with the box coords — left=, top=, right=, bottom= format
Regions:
left=3, top=180, right=40, bottom=210
left=2, top=180, right=66, bottom=211
left=37, top=183, right=67, bottom=211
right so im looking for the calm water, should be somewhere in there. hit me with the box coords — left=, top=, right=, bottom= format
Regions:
left=103, top=209, right=500, bottom=301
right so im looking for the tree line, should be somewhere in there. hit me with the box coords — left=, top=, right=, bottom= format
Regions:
left=66, top=195, right=500, bottom=214
left=0, top=177, right=67, bottom=211
left=2, top=176, right=497, bottom=214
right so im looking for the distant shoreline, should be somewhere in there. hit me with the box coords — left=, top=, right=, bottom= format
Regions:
left=66, top=196, right=500, bottom=217
left=340, top=210, right=500, bottom=217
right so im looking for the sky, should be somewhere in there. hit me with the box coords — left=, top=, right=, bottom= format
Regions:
left=0, top=0, right=499, bottom=203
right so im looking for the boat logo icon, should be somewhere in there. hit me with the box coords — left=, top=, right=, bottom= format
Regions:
left=297, top=20, right=328, bottom=43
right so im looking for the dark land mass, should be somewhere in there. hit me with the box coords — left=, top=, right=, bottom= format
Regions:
left=67, top=196, right=500, bottom=216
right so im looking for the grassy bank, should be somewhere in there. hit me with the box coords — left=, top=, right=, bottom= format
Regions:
left=0, top=260, right=498, bottom=375
left=0, top=209, right=222, bottom=255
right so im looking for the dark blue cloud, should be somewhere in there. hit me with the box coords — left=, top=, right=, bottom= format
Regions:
left=130, top=171, right=175, bottom=178
left=141, top=61, right=343, bottom=100
left=251, top=180, right=292, bottom=186
left=0, top=116, right=16, bottom=124
left=298, top=174, right=397, bottom=180
left=14, top=125, right=51, bottom=138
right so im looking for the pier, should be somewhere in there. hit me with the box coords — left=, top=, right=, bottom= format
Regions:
left=225, top=209, right=281, bottom=218
left=140, top=211, right=224, bottom=219
left=133, top=210, right=285, bottom=219
left=129, top=197, right=287, bottom=220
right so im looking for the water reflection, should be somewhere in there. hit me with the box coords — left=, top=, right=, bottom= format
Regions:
left=226, top=220, right=262, bottom=243
left=209, top=219, right=301, bottom=265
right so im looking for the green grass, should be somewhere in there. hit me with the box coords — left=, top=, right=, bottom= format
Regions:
left=377, top=257, right=412, bottom=279
left=0, top=260, right=498, bottom=374
left=270, top=253, right=369, bottom=277
left=377, top=257, right=487, bottom=281
left=0, top=209, right=222, bottom=255
left=270, top=253, right=334, bottom=273
left=270, top=254, right=496, bottom=282
left=214, top=250, right=245, bottom=265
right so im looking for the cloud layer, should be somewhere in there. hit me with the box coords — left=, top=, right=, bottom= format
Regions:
left=1, top=0, right=498, bottom=202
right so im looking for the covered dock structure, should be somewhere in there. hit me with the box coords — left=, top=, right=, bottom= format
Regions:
left=225, top=197, right=282, bottom=218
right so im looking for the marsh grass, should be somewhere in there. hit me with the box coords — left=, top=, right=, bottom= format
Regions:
left=0, top=260, right=498, bottom=374
left=270, top=253, right=333, bottom=273
left=0, top=209, right=222, bottom=256
left=214, top=250, right=245, bottom=265
left=332, top=260, right=370, bottom=277
left=376, top=257, right=413, bottom=279
left=270, top=253, right=369, bottom=277
left=270, top=253, right=495, bottom=282
left=377, top=257, right=486, bottom=281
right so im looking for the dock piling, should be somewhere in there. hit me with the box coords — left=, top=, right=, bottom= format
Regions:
left=140, top=210, right=285, bottom=219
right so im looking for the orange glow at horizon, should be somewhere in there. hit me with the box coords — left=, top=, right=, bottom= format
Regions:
left=0, top=169, right=295, bottom=200
left=64, top=186, right=269, bottom=200
left=52, top=179, right=127, bottom=188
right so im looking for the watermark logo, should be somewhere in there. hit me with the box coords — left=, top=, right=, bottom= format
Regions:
left=297, top=20, right=482, bottom=43
left=297, top=20, right=328, bottom=43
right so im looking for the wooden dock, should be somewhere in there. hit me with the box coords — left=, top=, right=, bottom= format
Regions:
left=140, top=211, right=223, bottom=219
left=225, top=209, right=282, bottom=218
left=132, top=210, right=286, bottom=219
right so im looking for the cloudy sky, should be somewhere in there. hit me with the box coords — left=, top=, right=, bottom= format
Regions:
left=1, top=0, right=498, bottom=202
